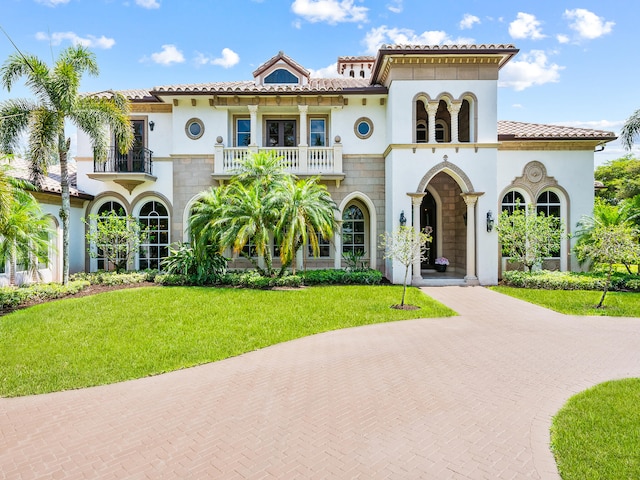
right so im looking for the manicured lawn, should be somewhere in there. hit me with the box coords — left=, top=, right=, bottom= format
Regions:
left=551, top=378, right=640, bottom=479
left=0, top=285, right=455, bottom=397
left=490, top=286, right=640, bottom=317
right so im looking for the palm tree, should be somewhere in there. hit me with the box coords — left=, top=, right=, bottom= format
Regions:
left=0, top=161, right=13, bottom=227
left=0, top=45, right=133, bottom=284
left=276, top=176, right=338, bottom=273
left=621, top=108, right=640, bottom=151
left=0, top=184, right=51, bottom=285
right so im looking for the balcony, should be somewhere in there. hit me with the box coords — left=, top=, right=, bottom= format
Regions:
left=213, top=143, right=345, bottom=186
left=88, top=146, right=157, bottom=193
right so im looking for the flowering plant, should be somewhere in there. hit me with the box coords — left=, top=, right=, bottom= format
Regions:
left=435, top=257, right=449, bottom=266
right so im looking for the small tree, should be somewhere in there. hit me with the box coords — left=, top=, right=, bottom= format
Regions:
left=496, top=203, right=563, bottom=272
left=574, top=222, right=640, bottom=308
left=84, top=211, right=148, bottom=272
left=380, top=225, right=432, bottom=307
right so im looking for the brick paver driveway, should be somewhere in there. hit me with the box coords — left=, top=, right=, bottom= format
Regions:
left=2, top=286, right=640, bottom=479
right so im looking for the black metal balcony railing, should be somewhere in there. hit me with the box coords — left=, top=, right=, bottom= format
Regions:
left=94, top=146, right=153, bottom=175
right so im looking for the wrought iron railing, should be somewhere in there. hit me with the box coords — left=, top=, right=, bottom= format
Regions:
left=94, top=146, right=153, bottom=175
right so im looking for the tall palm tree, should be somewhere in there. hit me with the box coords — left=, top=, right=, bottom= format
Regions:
left=0, top=45, right=133, bottom=284
left=0, top=161, right=13, bottom=227
left=621, top=108, right=640, bottom=151
left=276, top=176, right=338, bottom=273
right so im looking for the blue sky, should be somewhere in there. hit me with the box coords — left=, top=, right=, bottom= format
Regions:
left=1, top=0, right=637, bottom=164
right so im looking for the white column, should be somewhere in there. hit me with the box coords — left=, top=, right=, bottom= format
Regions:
left=426, top=102, right=439, bottom=144
left=298, top=104, right=308, bottom=172
left=449, top=101, right=462, bottom=144
left=409, top=193, right=425, bottom=284
left=248, top=104, right=258, bottom=148
left=461, top=193, right=482, bottom=284
left=298, top=105, right=308, bottom=146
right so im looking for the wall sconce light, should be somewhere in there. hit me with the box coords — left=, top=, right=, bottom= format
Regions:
left=486, top=211, right=495, bottom=232
left=463, top=212, right=467, bottom=226
left=149, top=120, right=155, bottom=131
left=399, top=210, right=407, bottom=227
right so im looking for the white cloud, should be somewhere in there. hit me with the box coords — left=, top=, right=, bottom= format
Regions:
left=196, top=48, right=240, bottom=69
left=291, top=0, right=368, bottom=24
left=564, top=9, right=614, bottom=40
left=363, top=26, right=474, bottom=55
left=556, top=34, right=570, bottom=44
left=35, top=31, right=115, bottom=49
left=499, top=50, right=564, bottom=91
left=512, top=104, right=523, bottom=109
left=459, top=14, right=480, bottom=30
left=387, top=0, right=402, bottom=14
left=135, top=0, right=160, bottom=8
left=309, top=62, right=341, bottom=78
left=508, top=12, right=545, bottom=40
left=149, top=44, right=185, bottom=66
left=34, top=0, right=70, bottom=6
left=557, top=120, right=622, bottom=131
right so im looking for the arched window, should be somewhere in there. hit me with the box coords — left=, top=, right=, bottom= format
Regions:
left=416, top=120, right=427, bottom=143
left=138, top=200, right=170, bottom=270
left=501, top=191, right=525, bottom=214
left=342, top=204, right=366, bottom=257
left=458, top=99, right=471, bottom=142
left=435, top=120, right=449, bottom=143
left=264, top=69, right=299, bottom=84
left=95, top=201, right=126, bottom=271
left=537, top=191, right=561, bottom=257
left=415, top=99, right=428, bottom=143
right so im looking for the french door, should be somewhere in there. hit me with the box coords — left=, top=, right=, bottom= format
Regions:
left=266, top=120, right=296, bottom=147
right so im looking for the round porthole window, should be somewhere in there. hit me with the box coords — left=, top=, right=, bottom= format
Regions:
left=354, top=117, right=373, bottom=139
left=185, top=118, right=204, bottom=140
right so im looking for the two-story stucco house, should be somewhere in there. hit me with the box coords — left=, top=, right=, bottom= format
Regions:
left=2, top=43, right=616, bottom=287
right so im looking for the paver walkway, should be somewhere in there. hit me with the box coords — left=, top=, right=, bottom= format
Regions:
left=1, top=286, right=640, bottom=479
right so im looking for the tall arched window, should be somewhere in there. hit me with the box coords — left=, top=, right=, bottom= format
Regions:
left=138, top=200, right=170, bottom=270
left=342, top=204, right=366, bottom=257
left=536, top=190, right=561, bottom=257
left=95, top=201, right=126, bottom=271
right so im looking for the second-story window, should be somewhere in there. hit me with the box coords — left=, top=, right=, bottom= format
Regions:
left=236, top=119, right=251, bottom=147
left=310, top=119, right=326, bottom=146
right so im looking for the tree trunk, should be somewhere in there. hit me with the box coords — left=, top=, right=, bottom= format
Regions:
left=59, top=133, right=71, bottom=285
left=597, top=263, right=613, bottom=308
left=401, top=265, right=409, bottom=306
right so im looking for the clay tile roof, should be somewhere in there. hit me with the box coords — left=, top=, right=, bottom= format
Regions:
left=252, top=51, right=310, bottom=78
left=379, top=43, right=517, bottom=51
left=4, top=158, right=92, bottom=199
left=151, top=77, right=379, bottom=95
left=337, top=56, right=376, bottom=62
left=85, top=89, right=158, bottom=102
left=497, top=120, right=617, bottom=141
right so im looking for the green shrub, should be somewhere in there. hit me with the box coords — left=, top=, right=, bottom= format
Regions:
left=0, top=280, right=90, bottom=311
left=219, top=271, right=302, bottom=289
left=70, top=270, right=154, bottom=285
left=154, top=273, right=190, bottom=286
left=161, top=242, right=227, bottom=285
left=301, top=268, right=382, bottom=285
left=501, top=270, right=640, bottom=291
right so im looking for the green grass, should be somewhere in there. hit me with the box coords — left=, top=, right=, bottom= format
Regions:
left=551, top=378, right=640, bottom=479
left=490, top=286, right=640, bottom=316
left=0, top=285, right=455, bottom=397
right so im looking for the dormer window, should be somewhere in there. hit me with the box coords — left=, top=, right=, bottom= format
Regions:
left=264, top=68, right=299, bottom=84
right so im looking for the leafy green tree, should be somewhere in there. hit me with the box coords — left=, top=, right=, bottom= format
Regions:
left=0, top=45, right=134, bottom=284
left=161, top=242, right=227, bottom=285
left=575, top=198, right=639, bottom=273
left=83, top=211, right=148, bottom=273
left=379, top=226, right=432, bottom=307
left=0, top=182, right=51, bottom=285
left=620, top=108, right=640, bottom=151
left=594, top=155, right=640, bottom=204
left=496, top=203, right=563, bottom=272
left=575, top=222, right=640, bottom=308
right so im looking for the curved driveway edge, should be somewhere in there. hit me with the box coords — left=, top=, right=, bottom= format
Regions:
left=2, top=286, right=639, bottom=479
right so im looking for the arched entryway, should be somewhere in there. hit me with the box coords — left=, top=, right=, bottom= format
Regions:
left=410, top=160, right=481, bottom=285
left=419, top=172, right=466, bottom=275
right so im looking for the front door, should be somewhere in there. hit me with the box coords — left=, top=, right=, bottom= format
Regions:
left=421, top=192, right=437, bottom=268
left=266, top=120, right=296, bottom=147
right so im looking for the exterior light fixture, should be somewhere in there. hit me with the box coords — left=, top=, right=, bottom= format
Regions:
left=486, top=211, right=495, bottom=232
left=399, top=210, right=407, bottom=227
left=149, top=120, right=155, bottom=131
